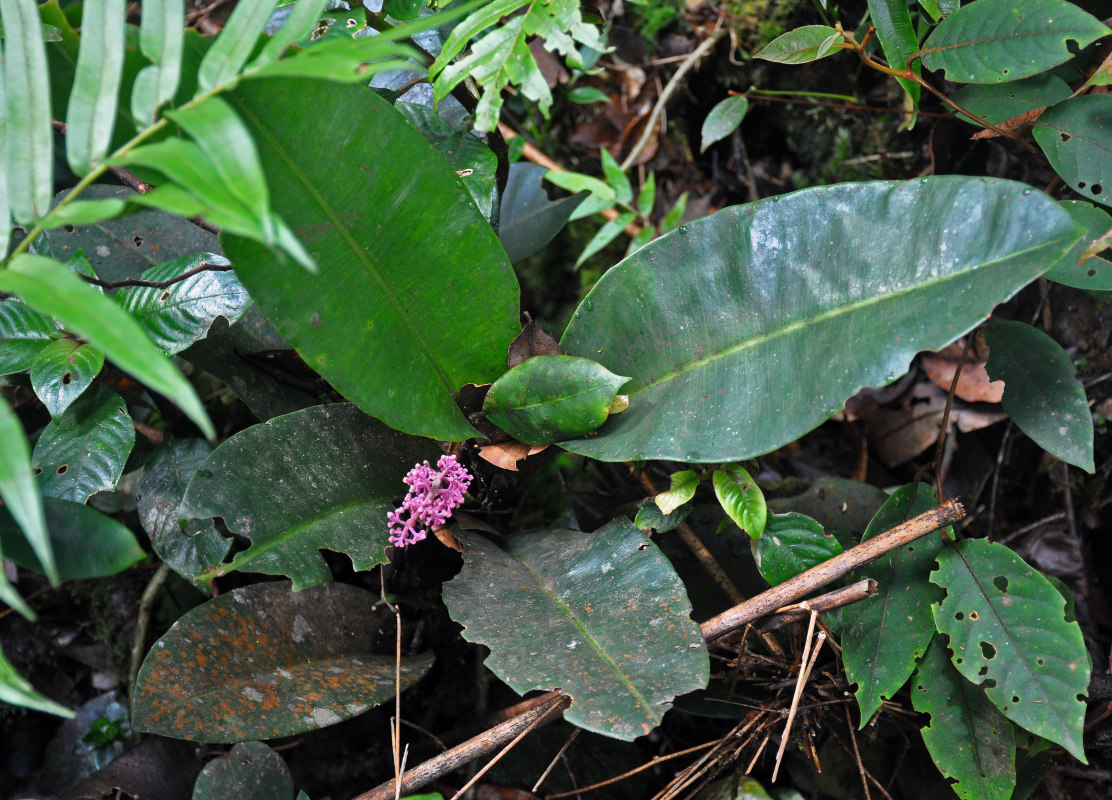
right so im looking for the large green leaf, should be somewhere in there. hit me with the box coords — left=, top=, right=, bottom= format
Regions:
left=28, top=337, right=104, bottom=417
left=444, top=519, right=708, bottom=740
left=32, top=385, right=135, bottom=503
left=221, top=79, right=519, bottom=441
left=115, top=254, right=250, bottom=355
left=136, top=439, right=229, bottom=589
left=0, top=255, right=214, bottom=438
left=64, top=0, right=126, bottom=176
left=0, top=298, right=58, bottom=375
left=0, top=496, right=144, bottom=579
left=952, top=74, right=1071, bottom=127
left=132, top=580, right=434, bottom=742
left=179, top=404, right=437, bottom=590
left=751, top=512, right=840, bottom=586
left=912, top=638, right=1016, bottom=800
left=982, top=320, right=1093, bottom=473
left=932, top=539, right=1090, bottom=762
left=1032, top=95, right=1112, bottom=208
left=1045, top=201, right=1112, bottom=290
left=559, top=178, right=1083, bottom=462
left=867, top=0, right=920, bottom=109
left=921, top=0, right=1110, bottom=83
left=499, top=163, right=587, bottom=263
left=843, top=484, right=951, bottom=725
left=484, top=355, right=629, bottom=445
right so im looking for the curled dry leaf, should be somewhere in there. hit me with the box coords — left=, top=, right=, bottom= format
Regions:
left=477, top=441, right=548, bottom=471
left=507, top=312, right=561, bottom=368
left=920, top=344, right=1004, bottom=404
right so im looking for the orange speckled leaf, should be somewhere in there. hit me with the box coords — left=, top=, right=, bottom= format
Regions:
left=132, top=581, right=432, bottom=743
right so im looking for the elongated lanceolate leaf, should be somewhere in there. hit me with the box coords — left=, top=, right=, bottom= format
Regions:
left=32, top=385, right=135, bottom=503
left=445, top=520, right=708, bottom=740
left=0, top=396, right=49, bottom=611
left=0, top=255, right=214, bottom=438
left=131, top=0, right=185, bottom=126
left=843, top=484, right=950, bottom=725
left=931, top=539, right=1090, bottom=762
left=180, top=404, right=438, bottom=590
left=196, top=0, right=279, bottom=93
left=0, top=644, right=72, bottom=717
left=912, top=638, right=1016, bottom=800
left=982, top=321, right=1093, bottom=472
left=751, top=513, right=839, bottom=586
left=1, top=0, right=53, bottom=222
left=754, top=26, right=845, bottom=64
left=1032, top=95, right=1112, bottom=208
left=867, top=0, right=920, bottom=110
left=222, top=79, right=519, bottom=441
left=559, top=178, right=1084, bottom=462
left=0, top=44, right=8, bottom=258
left=701, top=96, right=749, bottom=153
left=921, top=0, right=1111, bottom=83
left=250, top=0, right=327, bottom=68
left=29, top=338, right=104, bottom=417
left=0, top=299, right=58, bottom=375
left=132, top=581, right=434, bottom=742
left=65, top=0, right=125, bottom=175
left=499, top=163, right=587, bottom=263
left=484, top=355, right=629, bottom=445
left=115, top=254, right=250, bottom=354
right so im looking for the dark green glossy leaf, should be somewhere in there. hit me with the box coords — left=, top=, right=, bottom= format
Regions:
left=385, top=0, right=424, bottom=20
left=634, top=498, right=692, bottom=534
left=0, top=397, right=43, bottom=614
left=0, top=299, right=58, bottom=375
left=1032, top=95, right=1112, bottom=207
left=499, top=163, right=587, bottom=263
left=0, top=644, right=73, bottom=717
left=132, top=580, right=434, bottom=742
left=115, top=254, right=250, bottom=355
left=222, top=79, right=518, bottom=441
left=952, top=74, right=1071, bottom=127
left=931, top=538, right=1090, bottom=762
left=445, top=519, right=708, bottom=740
left=654, top=469, right=699, bottom=515
left=754, top=25, right=846, bottom=64
left=180, top=404, right=437, bottom=590
left=712, top=465, right=766, bottom=540
left=843, top=484, right=950, bottom=725
left=1, top=0, right=53, bottom=222
left=136, top=439, right=230, bottom=589
left=431, top=131, right=497, bottom=222
left=867, top=0, right=920, bottom=109
left=0, top=496, right=145, bottom=579
left=1045, top=201, right=1112, bottom=290
left=131, top=0, right=185, bottom=127
left=701, top=95, right=749, bottom=153
left=983, top=320, right=1093, bottom=472
left=0, top=255, right=213, bottom=438
left=29, top=338, right=104, bottom=417
left=921, top=0, right=1110, bottom=83
left=32, top=385, right=135, bottom=503
left=751, top=512, right=839, bottom=586
left=767, top=476, right=889, bottom=535
left=192, top=742, right=293, bottom=800
left=65, top=0, right=126, bottom=176
left=197, top=0, right=279, bottom=92
left=912, top=638, right=1016, bottom=800
left=559, top=178, right=1083, bottom=462
left=484, top=355, right=629, bottom=445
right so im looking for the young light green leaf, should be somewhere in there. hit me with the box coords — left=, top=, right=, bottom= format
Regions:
left=0, top=644, right=73, bottom=717
left=867, top=0, right=920, bottom=111
left=932, top=539, right=1090, bottom=762
left=29, top=338, right=104, bottom=418
left=712, top=464, right=766, bottom=539
left=197, top=0, right=280, bottom=92
left=0, top=394, right=56, bottom=589
left=40, top=197, right=130, bottom=228
left=251, top=0, right=328, bottom=67
left=1, top=0, right=54, bottom=222
left=754, top=25, right=846, bottom=64
left=600, top=148, right=632, bottom=204
left=625, top=226, right=654, bottom=258
left=655, top=469, right=699, bottom=515
left=546, top=170, right=617, bottom=201
left=660, top=192, right=688, bottom=233
left=982, top=320, right=1094, bottom=473
left=700, top=95, right=749, bottom=153
left=131, top=0, right=185, bottom=126
left=636, top=172, right=656, bottom=218
left=575, top=212, right=636, bottom=269
left=1032, top=95, right=1112, bottom=208
left=921, top=0, right=1111, bottom=83
left=1045, top=201, right=1112, bottom=290
left=0, top=256, right=214, bottom=438
left=65, top=0, right=125, bottom=176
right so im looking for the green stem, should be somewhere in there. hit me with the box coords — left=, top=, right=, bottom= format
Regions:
left=746, top=88, right=863, bottom=104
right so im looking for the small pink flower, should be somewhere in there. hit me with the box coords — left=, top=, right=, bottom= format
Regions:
left=388, top=455, right=472, bottom=548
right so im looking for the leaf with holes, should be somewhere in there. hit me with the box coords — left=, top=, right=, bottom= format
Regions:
left=1032, top=95, right=1112, bottom=208
left=132, top=580, right=433, bottom=742
left=32, top=385, right=135, bottom=503
left=712, top=465, right=766, bottom=540
left=751, top=513, right=839, bottom=586
left=767, top=476, right=889, bottom=535
left=445, top=519, right=708, bottom=740
left=180, top=404, right=437, bottom=590
left=912, top=637, right=1017, bottom=800
left=982, top=320, right=1093, bottom=473
left=0, top=299, right=59, bottom=375
left=136, top=439, right=229, bottom=589
left=1045, top=201, right=1112, bottom=290
left=931, top=538, right=1090, bottom=762
left=29, top=338, right=104, bottom=418
left=921, top=0, right=1110, bottom=83
left=952, top=74, right=1071, bottom=127
left=843, top=484, right=952, bottom=725
left=115, top=254, right=250, bottom=355
left=559, top=178, right=1083, bottom=462
left=0, top=497, right=145, bottom=579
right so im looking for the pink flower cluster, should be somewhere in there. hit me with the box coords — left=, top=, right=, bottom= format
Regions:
left=387, top=455, right=472, bottom=548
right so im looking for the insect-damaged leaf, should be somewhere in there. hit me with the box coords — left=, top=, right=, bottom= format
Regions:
left=444, top=518, right=708, bottom=740
left=132, top=581, right=433, bottom=742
